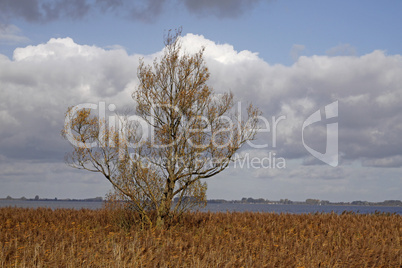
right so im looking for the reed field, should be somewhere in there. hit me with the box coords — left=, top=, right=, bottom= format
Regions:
left=0, top=207, right=400, bottom=267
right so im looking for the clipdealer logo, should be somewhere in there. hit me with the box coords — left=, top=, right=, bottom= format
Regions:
left=302, top=101, right=339, bottom=167
left=64, top=100, right=339, bottom=168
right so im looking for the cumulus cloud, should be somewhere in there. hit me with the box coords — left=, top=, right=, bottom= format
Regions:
left=362, top=155, right=402, bottom=168
left=1, top=34, right=402, bottom=199
left=180, top=33, right=261, bottom=64
left=0, top=37, right=139, bottom=164
left=188, top=42, right=402, bottom=167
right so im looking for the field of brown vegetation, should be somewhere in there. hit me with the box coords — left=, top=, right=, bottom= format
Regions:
left=0, top=207, right=400, bottom=267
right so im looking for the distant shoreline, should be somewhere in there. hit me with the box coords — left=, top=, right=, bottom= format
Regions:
left=1, top=197, right=401, bottom=207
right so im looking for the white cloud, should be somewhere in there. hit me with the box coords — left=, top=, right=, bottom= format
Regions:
left=0, top=34, right=401, bottom=200
left=0, top=37, right=140, bottom=165
left=180, top=34, right=260, bottom=64
left=181, top=40, right=402, bottom=166
left=363, top=155, right=402, bottom=168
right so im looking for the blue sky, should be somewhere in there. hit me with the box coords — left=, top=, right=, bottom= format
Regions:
left=0, top=0, right=401, bottom=202
left=3, top=1, right=402, bottom=63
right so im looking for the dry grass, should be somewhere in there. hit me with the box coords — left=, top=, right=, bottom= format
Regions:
left=0, top=207, right=400, bottom=267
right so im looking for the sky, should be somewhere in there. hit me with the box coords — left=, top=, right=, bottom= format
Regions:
left=0, top=0, right=401, bottom=202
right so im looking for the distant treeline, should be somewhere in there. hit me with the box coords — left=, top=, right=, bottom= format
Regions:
left=204, top=198, right=402, bottom=207
left=1, top=196, right=103, bottom=202
left=2, top=196, right=401, bottom=206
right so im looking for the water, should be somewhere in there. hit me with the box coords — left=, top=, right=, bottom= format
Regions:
left=197, top=203, right=402, bottom=215
left=0, top=200, right=103, bottom=210
left=1, top=200, right=401, bottom=215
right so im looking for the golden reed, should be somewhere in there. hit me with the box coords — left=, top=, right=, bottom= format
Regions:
left=0, top=207, right=400, bottom=267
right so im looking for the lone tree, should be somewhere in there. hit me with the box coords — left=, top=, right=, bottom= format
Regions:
left=62, top=29, right=261, bottom=226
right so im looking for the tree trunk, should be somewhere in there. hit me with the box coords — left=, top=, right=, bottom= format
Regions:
left=156, top=181, right=175, bottom=228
